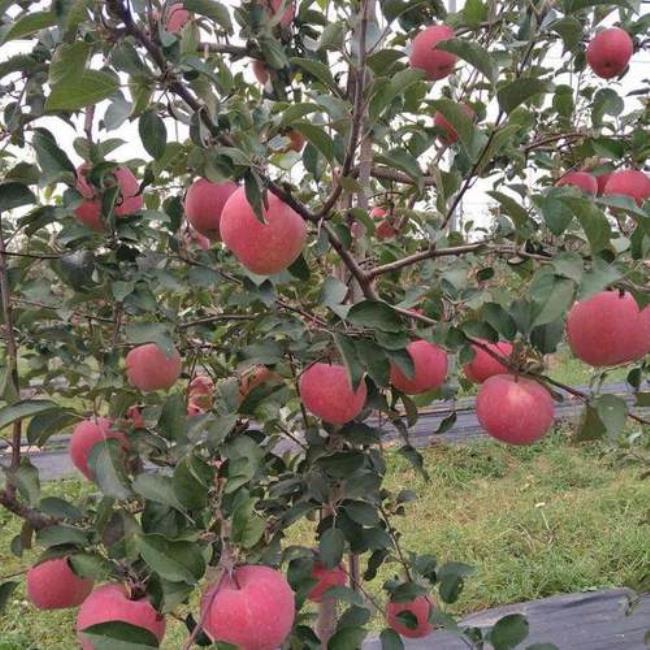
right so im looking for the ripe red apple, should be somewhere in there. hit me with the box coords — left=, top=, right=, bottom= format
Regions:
left=74, top=164, right=143, bottom=232
left=566, top=290, right=649, bottom=366
left=189, top=374, right=214, bottom=410
left=555, top=171, right=598, bottom=195
left=27, top=557, right=93, bottom=610
left=307, top=562, right=347, bottom=603
left=390, top=339, right=448, bottom=395
left=586, top=27, right=633, bottom=79
left=125, top=343, right=182, bottom=392
left=409, top=24, right=457, bottom=81
left=386, top=595, right=434, bottom=639
left=627, top=305, right=650, bottom=361
left=183, top=225, right=211, bottom=250
left=200, top=565, right=295, bottom=650
left=163, top=2, right=190, bottom=33
left=252, top=59, right=270, bottom=84
left=299, top=362, right=367, bottom=424
left=69, top=417, right=129, bottom=480
left=371, top=207, right=397, bottom=240
left=184, top=178, right=238, bottom=241
left=125, top=405, right=145, bottom=429
left=464, top=340, right=514, bottom=383
left=476, top=375, right=554, bottom=445
left=603, top=170, right=650, bottom=206
left=433, top=104, right=475, bottom=145
left=76, top=584, right=166, bottom=650
left=220, top=187, right=307, bottom=275
left=287, top=130, right=305, bottom=153
left=595, top=171, right=612, bottom=195
left=262, top=0, right=295, bottom=27
left=238, top=365, right=280, bottom=401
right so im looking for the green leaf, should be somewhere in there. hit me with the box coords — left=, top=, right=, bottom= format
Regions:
left=369, top=68, right=424, bottom=120
left=124, top=323, right=176, bottom=357
left=380, top=628, right=405, bottom=650
left=32, top=128, right=75, bottom=182
left=133, top=474, right=186, bottom=512
left=463, top=0, right=488, bottom=26
left=292, top=123, right=335, bottom=161
left=280, top=102, right=321, bottom=127
left=49, top=41, right=90, bottom=86
left=497, top=78, right=550, bottom=114
left=563, top=0, right=633, bottom=12
left=374, top=150, right=422, bottom=185
left=138, top=534, right=205, bottom=585
left=231, top=494, right=265, bottom=549
left=36, top=524, right=89, bottom=548
left=595, top=394, right=627, bottom=439
left=320, top=276, right=349, bottom=309
left=335, top=334, right=364, bottom=391
left=88, top=440, right=132, bottom=500
left=490, top=613, right=530, bottom=650
left=438, top=562, right=474, bottom=604
left=319, top=527, right=345, bottom=569
left=139, top=111, right=167, bottom=160
left=183, top=0, right=233, bottom=33
left=290, top=57, right=342, bottom=97
left=530, top=275, right=575, bottom=327
left=437, top=39, right=497, bottom=83
left=0, top=581, right=17, bottom=614
left=328, top=626, right=367, bottom=650
left=12, top=461, right=40, bottom=505
left=0, top=11, right=56, bottom=45
left=347, top=301, right=403, bottom=333
left=81, top=621, right=160, bottom=650
left=46, top=70, right=120, bottom=111
left=244, top=169, right=265, bottom=224
left=0, top=182, right=36, bottom=212
left=0, top=400, right=60, bottom=432
left=157, top=392, right=186, bottom=441
left=487, top=190, right=530, bottom=231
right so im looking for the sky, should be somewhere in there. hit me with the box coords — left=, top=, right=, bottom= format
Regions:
left=1, top=0, right=648, bottom=229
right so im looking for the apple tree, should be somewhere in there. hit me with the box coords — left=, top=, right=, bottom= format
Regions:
left=0, top=0, right=649, bottom=648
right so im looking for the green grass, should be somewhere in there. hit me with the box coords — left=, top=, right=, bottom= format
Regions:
left=1, top=431, right=649, bottom=648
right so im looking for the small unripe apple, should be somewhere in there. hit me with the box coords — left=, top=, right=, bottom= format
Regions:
left=200, top=565, right=295, bottom=649
left=74, top=165, right=143, bottom=232
left=433, top=104, right=475, bottom=144
left=307, top=562, right=347, bottom=602
left=185, top=178, right=238, bottom=241
left=76, top=584, right=166, bottom=650
left=566, top=290, right=649, bottom=366
left=409, top=24, right=457, bottom=81
left=555, top=171, right=598, bottom=195
left=69, top=417, right=129, bottom=480
left=386, top=595, right=434, bottom=639
left=390, top=339, right=448, bottom=395
left=476, top=375, right=554, bottom=445
left=163, top=2, right=191, bottom=33
left=27, top=557, right=94, bottom=610
left=586, top=27, right=633, bottom=79
left=125, top=343, right=182, bottom=392
left=220, top=187, right=307, bottom=275
left=603, top=170, right=650, bottom=206
left=299, top=362, right=367, bottom=424
left=463, top=341, right=514, bottom=383
left=252, top=59, right=270, bottom=84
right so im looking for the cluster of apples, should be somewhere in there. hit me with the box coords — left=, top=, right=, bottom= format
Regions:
left=556, top=168, right=650, bottom=206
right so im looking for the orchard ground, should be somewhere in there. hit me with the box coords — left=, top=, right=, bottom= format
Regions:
left=1, top=429, right=648, bottom=649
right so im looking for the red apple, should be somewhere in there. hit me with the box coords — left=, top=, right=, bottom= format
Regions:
left=287, top=130, right=305, bottom=153
left=603, top=170, right=650, bottom=206
left=220, top=187, right=307, bottom=275
left=627, top=305, right=650, bottom=361
left=299, top=362, right=367, bottom=424
left=125, top=343, right=182, bottom=392
left=163, top=2, right=190, bottom=33
left=307, top=562, right=347, bottom=603
left=189, top=374, right=214, bottom=410
left=390, top=339, right=448, bottom=395
left=74, top=165, right=143, bottom=232
left=371, top=207, right=397, bottom=239
left=183, top=225, right=211, bottom=250
left=27, top=557, right=93, bottom=610
left=409, top=24, right=457, bottom=81
left=433, top=104, right=475, bottom=145
left=252, top=59, right=269, bottom=84
left=263, top=0, right=295, bottom=27
left=184, top=178, right=238, bottom=241
left=76, top=584, right=166, bottom=650
left=555, top=171, right=598, bottom=195
left=476, top=375, right=554, bottom=445
left=238, top=365, right=280, bottom=401
left=125, top=405, right=145, bottom=429
left=200, top=565, right=295, bottom=650
left=566, top=290, right=649, bottom=366
left=69, top=417, right=129, bottom=480
left=463, top=340, right=514, bottom=383
left=386, top=595, right=434, bottom=639
left=586, top=27, right=633, bottom=79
